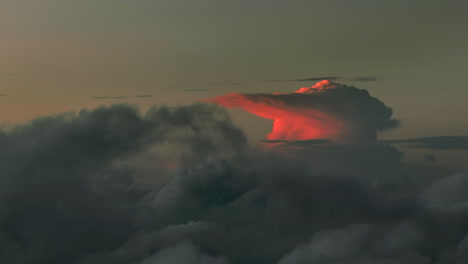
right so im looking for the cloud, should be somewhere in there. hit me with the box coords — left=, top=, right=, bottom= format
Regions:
left=91, top=95, right=155, bottom=99
left=181, top=76, right=383, bottom=93
left=0, top=103, right=468, bottom=264
left=278, top=223, right=430, bottom=264
left=211, top=76, right=382, bottom=86
left=182, top=89, right=211, bottom=92
left=422, top=172, right=468, bottom=208
left=139, top=242, right=229, bottom=264
left=0, top=104, right=246, bottom=264
left=91, top=96, right=130, bottom=99
left=290, top=76, right=341, bottom=82
left=293, top=76, right=383, bottom=82
left=382, top=136, right=468, bottom=150
left=204, top=80, right=398, bottom=140
left=347, top=76, right=384, bottom=82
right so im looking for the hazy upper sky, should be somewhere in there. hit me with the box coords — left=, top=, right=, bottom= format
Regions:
left=1, top=0, right=468, bottom=141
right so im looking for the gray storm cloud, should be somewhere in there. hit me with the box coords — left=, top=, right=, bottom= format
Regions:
left=0, top=104, right=467, bottom=264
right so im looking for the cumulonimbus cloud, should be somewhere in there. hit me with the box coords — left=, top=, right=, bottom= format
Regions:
left=203, top=80, right=398, bottom=140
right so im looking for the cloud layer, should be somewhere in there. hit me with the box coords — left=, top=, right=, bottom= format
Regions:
left=0, top=103, right=467, bottom=264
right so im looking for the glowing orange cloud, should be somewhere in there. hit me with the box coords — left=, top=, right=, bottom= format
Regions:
left=203, top=80, right=398, bottom=141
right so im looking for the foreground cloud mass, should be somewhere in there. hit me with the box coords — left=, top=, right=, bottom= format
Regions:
left=0, top=104, right=467, bottom=264
left=204, top=80, right=398, bottom=140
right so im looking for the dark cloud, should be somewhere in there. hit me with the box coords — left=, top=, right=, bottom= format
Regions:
left=294, top=76, right=382, bottom=82
left=289, top=76, right=341, bottom=82
left=92, top=95, right=155, bottom=99
left=260, top=139, right=333, bottom=146
left=277, top=223, right=431, bottom=264
left=382, top=136, right=468, bottom=150
left=0, top=103, right=246, bottom=264
left=1, top=103, right=468, bottom=264
left=139, top=242, right=229, bottom=264
left=182, top=89, right=211, bottom=92
left=347, top=76, right=384, bottom=82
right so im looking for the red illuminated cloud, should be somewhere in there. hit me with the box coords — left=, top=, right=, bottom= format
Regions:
left=203, top=80, right=398, bottom=141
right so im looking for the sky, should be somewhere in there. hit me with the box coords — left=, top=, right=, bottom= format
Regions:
left=1, top=0, right=468, bottom=135
left=2, top=2, right=468, bottom=263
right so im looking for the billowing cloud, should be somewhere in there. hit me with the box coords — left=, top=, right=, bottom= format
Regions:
left=0, top=103, right=467, bottom=264
left=203, top=80, right=398, bottom=140
left=0, top=104, right=245, bottom=264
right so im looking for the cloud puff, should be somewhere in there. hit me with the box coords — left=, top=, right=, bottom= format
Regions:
left=139, top=242, right=229, bottom=264
left=204, top=80, right=398, bottom=140
left=422, top=173, right=468, bottom=208
left=278, top=223, right=430, bottom=264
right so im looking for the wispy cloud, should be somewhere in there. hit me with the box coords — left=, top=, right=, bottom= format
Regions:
left=292, top=76, right=341, bottom=82
left=287, top=76, right=383, bottom=83
left=210, top=76, right=383, bottom=86
left=381, top=136, right=468, bottom=150
left=346, top=76, right=384, bottom=82
left=182, top=88, right=211, bottom=92
left=91, top=96, right=129, bottom=99
left=91, top=95, right=154, bottom=99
